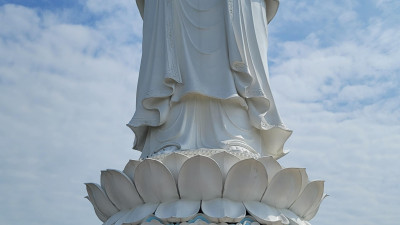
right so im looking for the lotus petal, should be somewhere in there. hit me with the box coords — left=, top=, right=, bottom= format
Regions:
left=210, top=152, right=240, bottom=180
left=161, top=153, right=189, bottom=181
left=299, top=169, right=309, bottom=192
left=178, top=155, right=223, bottom=200
left=280, top=209, right=311, bottom=225
left=85, top=183, right=119, bottom=219
left=155, top=199, right=200, bottom=222
left=134, top=159, right=179, bottom=203
left=104, top=210, right=129, bottom=225
left=123, top=160, right=141, bottom=181
left=101, top=170, right=143, bottom=210
left=244, top=201, right=289, bottom=225
left=257, top=156, right=282, bottom=184
left=141, top=216, right=165, bottom=225
left=303, top=194, right=327, bottom=221
left=223, top=159, right=267, bottom=202
left=238, top=217, right=260, bottom=225
left=185, top=214, right=211, bottom=224
left=114, top=203, right=159, bottom=225
left=85, top=195, right=108, bottom=222
left=202, top=198, right=246, bottom=223
left=290, top=181, right=324, bottom=218
left=262, top=168, right=303, bottom=209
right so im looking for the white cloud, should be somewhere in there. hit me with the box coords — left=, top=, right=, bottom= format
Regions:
left=0, top=3, right=142, bottom=224
left=269, top=1, right=400, bottom=223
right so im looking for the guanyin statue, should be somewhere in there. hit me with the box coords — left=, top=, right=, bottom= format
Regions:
left=128, top=0, right=292, bottom=159
left=86, top=2, right=326, bottom=224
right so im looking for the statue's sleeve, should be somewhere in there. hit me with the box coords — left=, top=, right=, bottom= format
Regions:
left=136, top=0, right=145, bottom=18
left=265, top=0, right=279, bottom=23
left=136, top=0, right=278, bottom=23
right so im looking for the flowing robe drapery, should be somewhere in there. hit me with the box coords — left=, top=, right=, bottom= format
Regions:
left=128, top=0, right=292, bottom=159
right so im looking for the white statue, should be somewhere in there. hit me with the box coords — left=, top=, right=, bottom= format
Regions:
left=87, top=3, right=326, bottom=223
left=128, top=0, right=292, bottom=159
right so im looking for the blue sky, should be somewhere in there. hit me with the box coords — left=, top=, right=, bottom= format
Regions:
left=0, top=1, right=399, bottom=225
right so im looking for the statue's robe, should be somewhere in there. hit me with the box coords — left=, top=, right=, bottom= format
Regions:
left=128, top=0, right=292, bottom=159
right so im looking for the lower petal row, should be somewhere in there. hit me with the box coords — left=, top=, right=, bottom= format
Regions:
left=102, top=199, right=314, bottom=225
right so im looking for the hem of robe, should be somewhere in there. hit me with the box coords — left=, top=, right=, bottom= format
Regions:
left=127, top=92, right=292, bottom=159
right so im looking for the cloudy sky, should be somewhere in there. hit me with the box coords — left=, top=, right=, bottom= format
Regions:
left=0, top=0, right=399, bottom=224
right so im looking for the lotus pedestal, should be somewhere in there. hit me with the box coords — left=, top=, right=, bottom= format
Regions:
left=86, top=150, right=325, bottom=225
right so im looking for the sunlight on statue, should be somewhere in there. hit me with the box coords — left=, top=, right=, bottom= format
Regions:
left=128, top=0, right=292, bottom=159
